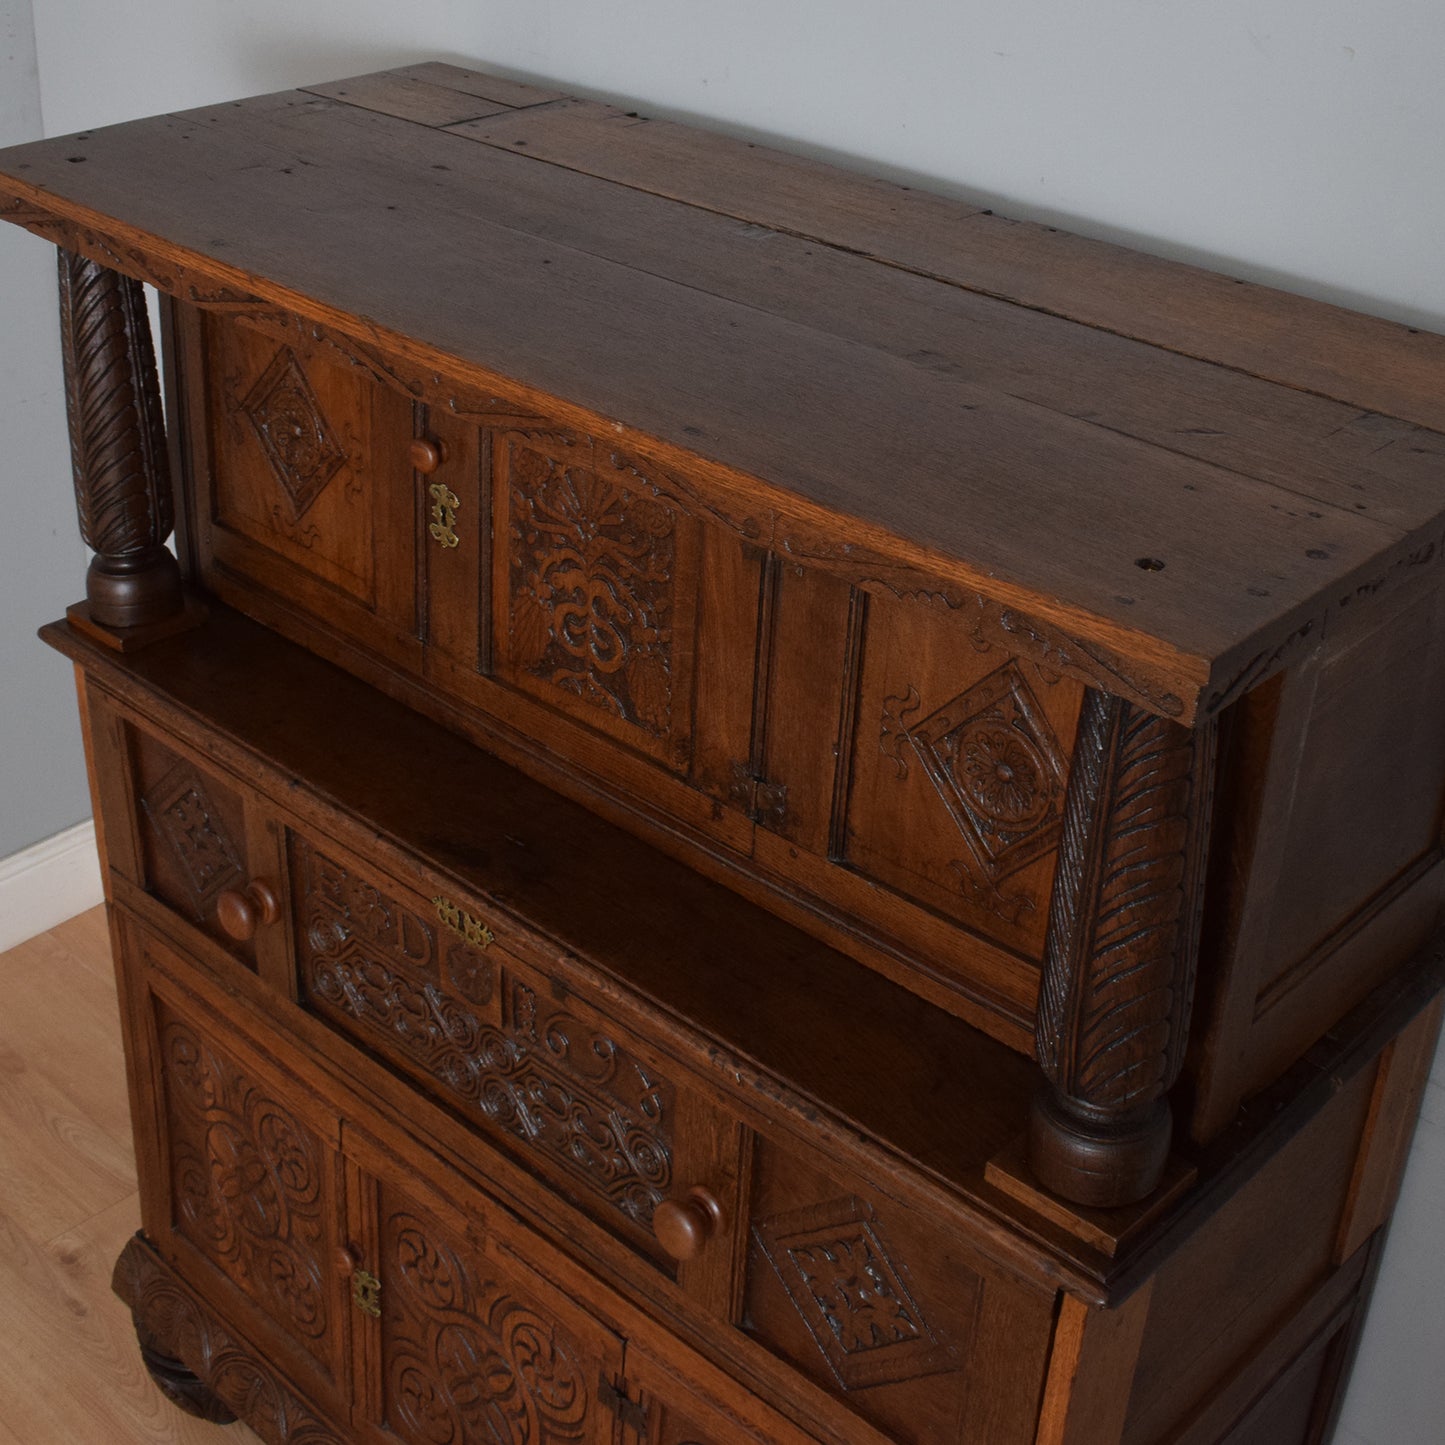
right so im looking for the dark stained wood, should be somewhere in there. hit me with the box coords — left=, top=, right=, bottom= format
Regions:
left=6, top=88, right=1445, bottom=718
left=56, top=250, right=183, bottom=631
left=10, top=62, right=1445, bottom=1445
left=443, top=89, right=1445, bottom=434
left=1032, top=692, right=1215, bottom=1205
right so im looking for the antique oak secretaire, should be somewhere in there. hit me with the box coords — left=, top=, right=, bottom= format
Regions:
left=3, top=60, right=1444, bottom=1445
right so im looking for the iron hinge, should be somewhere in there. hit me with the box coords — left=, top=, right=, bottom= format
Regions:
left=598, top=1374, right=648, bottom=1437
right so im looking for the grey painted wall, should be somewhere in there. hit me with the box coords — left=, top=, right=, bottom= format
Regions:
left=0, top=0, right=91, bottom=860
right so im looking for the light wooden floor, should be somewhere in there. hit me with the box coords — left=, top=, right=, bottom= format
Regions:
left=0, top=906, right=261, bottom=1443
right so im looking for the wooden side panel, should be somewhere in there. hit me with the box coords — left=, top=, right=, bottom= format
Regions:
left=1191, top=578, right=1445, bottom=1138
left=1118, top=1057, right=1378, bottom=1445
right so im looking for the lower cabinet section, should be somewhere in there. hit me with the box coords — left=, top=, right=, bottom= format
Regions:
left=114, top=911, right=828, bottom=1445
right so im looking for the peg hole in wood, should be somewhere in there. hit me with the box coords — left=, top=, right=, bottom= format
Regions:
left=1135, top=556, right=1166, bottom=572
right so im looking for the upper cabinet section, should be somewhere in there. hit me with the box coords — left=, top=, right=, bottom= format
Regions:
left=6, top=62, right=1445, bottom=727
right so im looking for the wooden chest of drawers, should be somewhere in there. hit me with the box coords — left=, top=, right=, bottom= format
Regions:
left=4, top=60, right=1445, bottom=1443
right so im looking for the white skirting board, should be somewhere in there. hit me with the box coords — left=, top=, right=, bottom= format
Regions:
left=0, top=819, right=104, bottom=953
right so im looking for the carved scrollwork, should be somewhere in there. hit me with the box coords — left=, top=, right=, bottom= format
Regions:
left=384, top=1210, right=591, bottom=1443
left=159, top=1016, right=332, bottom=1354
left=507, top=435, right=679, bottom=736
left=1030, top=689, right=1216, bottom=1206
left=296, top=843, right=675, bottom=1229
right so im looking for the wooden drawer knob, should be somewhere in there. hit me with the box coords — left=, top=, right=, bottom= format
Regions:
left=215, top=880, right=281, bottom=940
left=409, top=437, right=444, bottom=474
left=652, top=1187, right=723, bottom=1261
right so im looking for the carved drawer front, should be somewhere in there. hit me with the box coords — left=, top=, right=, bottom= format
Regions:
left=289, top=832, right=743, bottom=1282
left=124, top=721, right=272, bottom=971
left=190, top=311, right=420, bottom=670
left=119, top=917, right=352, bottom=1414
left=740, top=1138, right=1055, bottom=1444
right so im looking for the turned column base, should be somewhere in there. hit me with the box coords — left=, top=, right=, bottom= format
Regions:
left=85, top=546, right=184, bottom=630
left=1028, top=1088, right=1173, bottom=1209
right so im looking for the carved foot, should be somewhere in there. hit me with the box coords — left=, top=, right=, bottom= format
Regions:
left=1028, top=1088, right=1172, bottom=1208
left=135, top=1330, right=237, bottom=1424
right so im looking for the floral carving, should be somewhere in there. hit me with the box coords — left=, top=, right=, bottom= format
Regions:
left=140, top=763, right=244, bottom=921
left=242, top=347, right=347, bottom=519
left=880, top=661, right=1068, bottom=882
left=506, top=437, right=676, bottom=735
left=383, top=1208, right=591, bottom=1442
left=753, top=1197, right=960, bottom=1390
left=296, top=843, right=674, bottom=1229
left=159, top=1014, right=332, bottom=1360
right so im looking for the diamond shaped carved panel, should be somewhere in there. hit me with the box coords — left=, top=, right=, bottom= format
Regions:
left=753, top=1196, right=957, bottom=1390
left=881, top=660, right=1069, bottom=882
left=140, top=761, right=245, bottom=920
left=241, top=347, right=347, bottom=519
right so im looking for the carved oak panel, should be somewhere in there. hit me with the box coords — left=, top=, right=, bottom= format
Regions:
left=130, top=727, right=257, bottom=966
left=156, top=1003, right=338, bottom=1381
left=494, top=429, right=702, bottom=769
left=740, top=1142, right=1012, bottom=1444
left=193, top=312, right=419, bottom=671
left=293, top=840, right=677, bottom=1248
left=376, top=1183, right=620, bottom=1444
left=841, top=587, right=1085, bottom=959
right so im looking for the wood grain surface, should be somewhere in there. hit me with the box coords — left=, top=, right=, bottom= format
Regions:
left=5, top=63, right=1445, bottom=718
left=0, top=908, right=262, bottom=1443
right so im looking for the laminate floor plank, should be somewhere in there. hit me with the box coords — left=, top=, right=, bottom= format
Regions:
left=0, top=910, right=262, bottom=1444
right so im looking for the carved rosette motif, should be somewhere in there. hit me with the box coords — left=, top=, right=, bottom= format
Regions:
left=753, top=1197, right=958, bottom=1390
left=114, top=1235, right=346, bottom=1443
left=241, top=346, right=348, bottom=518
left=296, top=843, right=674, bottom=1229
left=507, top=437, right=677, bottom=735
left=140, top=762, right=245, bottom=919
left=383, top=1209, right=590, bottom=1443
left=159, top=1016, right=332, bottom=1356
left=56, top=249, right=183, bottom=627
left=1031, top=689, right=1216, bottom=1206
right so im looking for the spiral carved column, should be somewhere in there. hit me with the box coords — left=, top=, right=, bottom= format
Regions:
left=1029, top=690, right=1216, bottom=1208
left=57, top=248, right=183, bottom=629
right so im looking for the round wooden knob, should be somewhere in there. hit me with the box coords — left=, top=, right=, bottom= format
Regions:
left=652, top=1187, right=723, bottom=1261
left=215, top=880, right=281, bottom=941
left=409, top=437, right=444, bottom=473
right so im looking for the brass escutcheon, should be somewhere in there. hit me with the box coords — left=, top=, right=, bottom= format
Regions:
left=433, top=895, right=495, bottom=950
left=351, top=1268, right=381, bottom=1318
left=428, top=481, right=460, bottom=548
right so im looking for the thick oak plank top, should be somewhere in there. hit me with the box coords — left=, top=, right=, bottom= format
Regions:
left=6, top=62, right=1445, bottom=723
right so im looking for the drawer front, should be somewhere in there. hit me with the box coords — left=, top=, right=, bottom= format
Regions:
left=110, top=711, right=280, bottom=974
left=739, top=1136, right=1055, bottom=1445
left=288, top=829, right=743, bottom=1280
